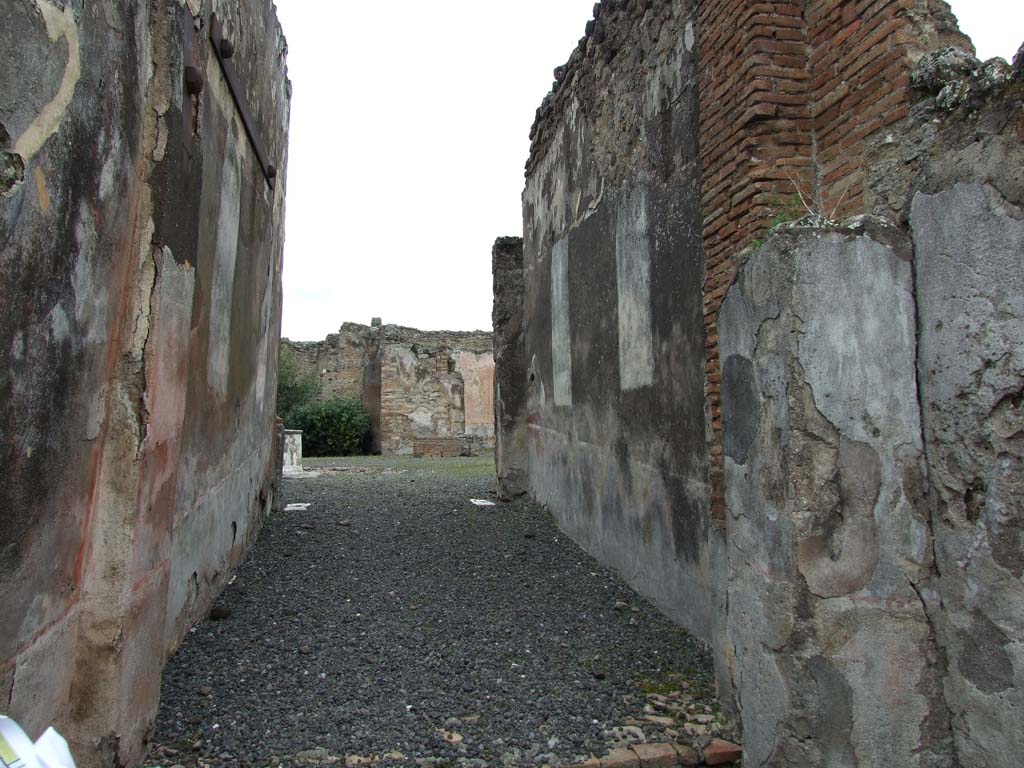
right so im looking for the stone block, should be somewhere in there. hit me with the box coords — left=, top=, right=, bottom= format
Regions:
left=671, top=744, right=699, bottom=766
left=630, top=742, right=678, bottom=767
left=601, top=748, right=640, bottom=768
left=702, top=740, right=741, bottom=766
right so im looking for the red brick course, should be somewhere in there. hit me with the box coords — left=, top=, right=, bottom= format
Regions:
left=696, top=0, right=967, bottom=520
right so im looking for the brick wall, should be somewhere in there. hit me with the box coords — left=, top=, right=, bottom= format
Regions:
left=696, top=0, right=971, bottom=519
left=413, top=436, right=482, bottom=458
left=284, top=327, right=368, bottom=402
left=696, top=0, right=814, bottom=519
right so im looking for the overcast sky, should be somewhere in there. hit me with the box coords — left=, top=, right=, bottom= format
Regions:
left=275, top=1, right=1022, bottom=341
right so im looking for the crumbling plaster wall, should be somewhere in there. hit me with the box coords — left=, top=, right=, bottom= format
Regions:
left=513, top=0, right=1023, bottom=765
left=899, top=63, right=1024, bottom=768
left=0, top=1, right=289, bottom=765
left=717, top=101, right=1024, bottom=761
left=523, top=0, right=716, bottom=639
left=718, top=221, right=951, bottom=766
left=719, top=49, right=1024, bottom=768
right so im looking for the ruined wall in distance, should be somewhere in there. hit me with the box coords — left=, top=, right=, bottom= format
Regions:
left=284, top=323, right=383, bottom=451
left=455, top=349, right=495, bottom=443
left=285, top=323, right=377, bottom=402
left=0, top=1, right=289, bottom=765
left=379, top=343, right=466, bottom=456
left=282, top=323, right=494, bottom=455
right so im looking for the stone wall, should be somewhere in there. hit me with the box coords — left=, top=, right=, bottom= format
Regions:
left=412, top=436, right=484, bottom=459
left=0, top=1, right=289, bottom=766
left=455, top=349, right=495, bottom=442
left=379, top=341, right=466, bottom=456
left=285, top=323, right=383, bottom=451
left=492, top=237, right=528, bottom=499
left=509, top=0, right=1024, bottom=764
left=282, top=323, right=494, bottom=455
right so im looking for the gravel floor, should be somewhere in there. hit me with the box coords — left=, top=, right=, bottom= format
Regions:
left=150, top=455, right=723, bottom=767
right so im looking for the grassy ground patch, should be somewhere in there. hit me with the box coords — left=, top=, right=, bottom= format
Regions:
left=302, top=451, right=496, bottom=477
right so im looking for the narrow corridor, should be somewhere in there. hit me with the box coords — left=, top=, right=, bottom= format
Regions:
left=150, top=456, right=731, bottom=767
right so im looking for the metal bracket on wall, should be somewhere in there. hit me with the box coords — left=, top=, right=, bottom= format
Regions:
left=210, top=13, right=277, bottom=189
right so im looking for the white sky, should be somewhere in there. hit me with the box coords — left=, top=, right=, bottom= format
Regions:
left=275, top=0, right=1022, bottom=341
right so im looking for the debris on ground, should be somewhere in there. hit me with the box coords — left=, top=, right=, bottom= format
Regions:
left=151, top=456, right=727, bottom=767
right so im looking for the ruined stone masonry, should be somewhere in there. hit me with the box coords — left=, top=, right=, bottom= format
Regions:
left=0, top=1, right=290, bottom=766
left=500, top=0, right=1024, bottom=765
left=282, top=322, right=494, bottom=456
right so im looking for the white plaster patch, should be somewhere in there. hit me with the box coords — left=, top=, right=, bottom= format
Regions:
left=797, top=236, right=919, bottom=446
left=909, top=517, right=931, bottom=565
left=551, top=238, right=573, bottom=407
left=207, top=133, right=241, bottom=395
left=684, top=21, right=695, bottom=52
left=10, top=331, right=25, bottom=360
left=49, top=302, right=70, bottom=343
left=616, top=188, right=655, bottom=390
left=153, top=115, right=168, bottom=161
left=410, top=406, right=434, bottom=432
left=128, top=220, right=157, bottom=363
left=73, top=207, right=111, bottom=343
left=97, top=132, right=121, bottom=200
left=254, top=257, right=275, bottom=414
left=84, top=385, right=106, bottom=441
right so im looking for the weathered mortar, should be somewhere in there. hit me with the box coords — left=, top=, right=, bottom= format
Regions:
left=0, top=1, right=289, bottom=765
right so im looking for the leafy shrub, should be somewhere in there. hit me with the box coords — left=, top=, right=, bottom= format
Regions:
left=277, top=346, right=319, bottom=426
left=289, top=397, right=371, bottom=457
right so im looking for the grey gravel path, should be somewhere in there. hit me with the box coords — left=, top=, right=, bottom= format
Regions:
left=150, top=456, right=721, bottom=767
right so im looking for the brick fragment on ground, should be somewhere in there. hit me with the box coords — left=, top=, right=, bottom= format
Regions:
left=601, top=747, right=641, bottom=768
left=631, top=742, right=679, bottom=767
left=672, top=743, right=700, bottom=766
left=702, top=738, right=742, bottom=766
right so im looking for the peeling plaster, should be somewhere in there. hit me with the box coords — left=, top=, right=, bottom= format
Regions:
left=14, top=1, right=81, bottom=164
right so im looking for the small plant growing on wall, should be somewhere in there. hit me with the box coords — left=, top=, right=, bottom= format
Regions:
left=277, top=345, right=319, bottom=426
left=289, top=398, right=371, bottom=457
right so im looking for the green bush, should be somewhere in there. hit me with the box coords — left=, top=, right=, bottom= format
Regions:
left=289, top=397, right=371, bottom=457
left=277, top=346, right=319, bottom=426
